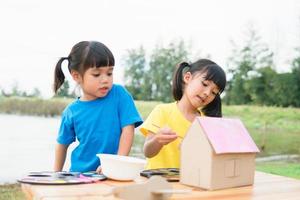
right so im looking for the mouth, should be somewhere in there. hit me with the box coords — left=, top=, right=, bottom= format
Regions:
left=99, top=87, right=109, bottom=93
left=196, top=95, right=205, bottom=103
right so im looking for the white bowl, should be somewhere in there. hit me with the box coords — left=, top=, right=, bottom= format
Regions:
left=97, top=154, right=146, bottom=181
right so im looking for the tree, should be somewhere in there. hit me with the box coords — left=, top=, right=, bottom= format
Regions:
left=0, top=83, right=42, bottom=98
left=55, top=80, right=72, bottom=98
left=31, top=87, right=41, bottom=97
left=148, top=40, right=189, bottom=102
left=290, top=48, right=300, bottom=107
left=11, top=82, right=23, bottom=96
left=123, top=46, right=151, bottom=100
left=124, top=39, right=190, bottom=102
left=244, top=66, right=277, bottom=105
left=272, top=72, right=299, bottom=107
left=224, top=26, right=274, bottom=105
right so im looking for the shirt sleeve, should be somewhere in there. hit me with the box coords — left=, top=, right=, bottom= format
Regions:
left=139, top=104, right=166, bottom=137
left=56, top=108, right=76, bottom=145
left=118, top=86, right=143, bottom=128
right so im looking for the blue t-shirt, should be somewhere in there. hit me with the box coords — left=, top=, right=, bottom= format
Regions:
left=57, top=84, right=143, bottom=172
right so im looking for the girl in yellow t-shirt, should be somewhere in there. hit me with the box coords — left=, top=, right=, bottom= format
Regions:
left=140, top=59, right=227, bottom=169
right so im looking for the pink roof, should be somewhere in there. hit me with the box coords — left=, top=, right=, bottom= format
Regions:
left=196, top=117, right=260, bottom=154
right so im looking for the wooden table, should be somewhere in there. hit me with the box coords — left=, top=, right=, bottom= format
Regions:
left=21, top=171, right=300, bottom=200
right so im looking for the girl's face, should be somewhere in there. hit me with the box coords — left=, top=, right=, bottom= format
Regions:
left=183, top=72, right=220, bottom=109
left=72, top=66, right=114, bottom=101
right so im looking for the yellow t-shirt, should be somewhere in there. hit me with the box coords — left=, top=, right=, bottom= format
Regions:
left=140, top=102, right=191, bottom=169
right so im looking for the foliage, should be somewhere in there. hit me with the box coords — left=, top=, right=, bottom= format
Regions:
left=148, top=40, right=189, bottom=102
left=124, top=46, right=151, bottom=100
left=271, top=72, right=299, bottom=107
left=0, top=82, right=41, bottom=98
left=124, top=33, right=300, bottom=107
left=0, top=80, right=74, bottom=99
left=225, top=27, right=274, bottom=105
left=54, top=80, right=75, bottom=98
left=124, top=39, right=189, bottom=102
left=224, top=26, right=300, bottom=107
left=244, top=66, right=277, bottom=105
left=291, top=48, right=300, bottom=107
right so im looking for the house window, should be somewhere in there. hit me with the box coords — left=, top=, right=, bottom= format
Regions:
left=224, top=159, right=240, bottom=178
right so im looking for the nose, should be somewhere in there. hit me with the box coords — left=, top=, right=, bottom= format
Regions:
left=203, top=87, right=214, bottom=97
left=100, top=74, right=109, bottom=83
left=203, top=88, right=210, bottom=97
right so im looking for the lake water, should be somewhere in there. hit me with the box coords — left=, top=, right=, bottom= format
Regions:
left=0, top=114, right=76, bottom=184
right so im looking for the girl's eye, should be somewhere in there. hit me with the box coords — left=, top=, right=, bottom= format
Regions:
left=92, top=74, right=100, bottom=77
left=107, top=72, right=113, bottom=76
left=201, top=81, right=208, bottom=87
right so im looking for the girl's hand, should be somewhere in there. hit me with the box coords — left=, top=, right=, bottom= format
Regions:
left=96, top=165, right=102, bottom=174
left=143, top=126, right=179, bottom=158
left=154, top=126, right=178, bottom=146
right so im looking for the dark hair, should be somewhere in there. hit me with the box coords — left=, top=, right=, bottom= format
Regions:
left=172, top=59, right=226, bottom=117
left=53, top=41, right=115, bottom=93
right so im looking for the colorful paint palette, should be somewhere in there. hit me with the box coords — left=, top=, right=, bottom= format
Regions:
left=18, top=171, right=107, bottom=185
left=140, top=168, right=180, bottom=182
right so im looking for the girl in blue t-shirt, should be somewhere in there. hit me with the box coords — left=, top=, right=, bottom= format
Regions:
left=53, top=41, right=143, bottom=173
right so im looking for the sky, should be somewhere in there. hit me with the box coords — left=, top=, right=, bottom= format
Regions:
left=0, top=0, right=299, bottom=98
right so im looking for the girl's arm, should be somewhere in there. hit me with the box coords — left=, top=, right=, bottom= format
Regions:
left=143, top=127, right=178, bottom=158
left=96, top=125, right=134, bottom=174
left=117, top=125, right=135, bottom=155
left=54, top=143, right=69, bottom=172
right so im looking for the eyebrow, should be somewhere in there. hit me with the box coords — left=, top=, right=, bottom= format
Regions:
left=93, top=66, right=114, bottom=71
left=104, top=66, right=114, bottom=70
left=204, top=79, right=220, bottom=92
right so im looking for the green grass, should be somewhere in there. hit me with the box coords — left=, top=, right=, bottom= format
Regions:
left=222, top=105, right=300, bottom=156
left=0, top=184, right=25, bottom=200
left=133, top=103, right=300, bottom=157
left=256, top=161, right=300, bottom=179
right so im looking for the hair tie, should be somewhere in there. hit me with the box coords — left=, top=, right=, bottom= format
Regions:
left=181, top=62, right=190, bottom=74
left=62, top=57, right=71, bottom=72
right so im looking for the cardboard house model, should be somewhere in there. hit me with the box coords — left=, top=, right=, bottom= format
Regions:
left=180, top=117, right=260, bottom=190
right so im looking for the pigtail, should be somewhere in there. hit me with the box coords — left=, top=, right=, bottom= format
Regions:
left=53, top=41, right=115, bottom=95
left=201, top=94, right=222, bottom=117
left=172, top=62, right=190, bottom=101
left=53, top=57, right=69, bottom=93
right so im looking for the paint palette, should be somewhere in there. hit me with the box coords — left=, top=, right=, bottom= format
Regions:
left=17, top=171, right=107, bottom=185
left=140, top=168, right=180, bottom=182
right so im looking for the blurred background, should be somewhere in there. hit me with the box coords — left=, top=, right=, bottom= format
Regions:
left=0, top=0, right=299, bottom=98
left=0, top=0, right=300, bottom=199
